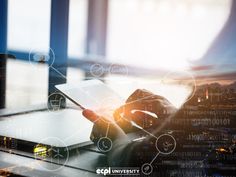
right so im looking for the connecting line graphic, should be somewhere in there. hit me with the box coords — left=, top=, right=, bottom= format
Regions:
left=150, top=152, right=160, bottom=165
left=50, top=66, right=67, bottom=80
left=105, top=123, right=110, bottom=137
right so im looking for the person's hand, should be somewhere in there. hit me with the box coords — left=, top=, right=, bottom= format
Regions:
left=82, top=89, right=177, bottom=146
left=114, top=89, right=177, bottom=130
left=82, top=109, right=128, bottom=145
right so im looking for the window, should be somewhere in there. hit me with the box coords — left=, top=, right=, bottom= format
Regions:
left=7, top=0, right=51, bottom=52
left=6, top=0, right=51, bottom=108
left=68, top=0, right=88, bottom=58
left=106, top=0, right=232, bottom=70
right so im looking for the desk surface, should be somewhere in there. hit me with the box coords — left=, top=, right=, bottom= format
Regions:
left=0, top=108, right=107, bottom=177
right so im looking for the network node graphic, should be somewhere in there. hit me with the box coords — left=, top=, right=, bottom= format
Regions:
left=29, top=47, right=55, bottom=67
left=34, top=137, right=69, bottom=171
left=109, top=64, right=128, bottom=76
left=156, top=134, right=176, bottom=155
left=90, top=63, right=105, bottom=77
left=47, top=93, right=66, bottom=112
left=141, top=163, right=153, bottom=175
left=97, top=137, right=113, bottom=152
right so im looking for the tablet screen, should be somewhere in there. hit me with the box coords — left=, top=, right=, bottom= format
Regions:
left=56, top=80, right=125, bottom=120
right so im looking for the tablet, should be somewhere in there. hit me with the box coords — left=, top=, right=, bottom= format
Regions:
left=55, top=79, right=125, bottom=119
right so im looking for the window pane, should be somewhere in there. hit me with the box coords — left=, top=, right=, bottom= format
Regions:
left=7, top=0, right=51, bottom=52
left=6, top=60, right=48, bottom=108
left=6, top=0, right=50, bottom=108
left=106, top=0, right=232, bottom=70
left=68, top=0, right=88, bottom=58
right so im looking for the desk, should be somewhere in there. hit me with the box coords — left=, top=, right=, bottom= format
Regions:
left=0, top=107, right=107, bottom=177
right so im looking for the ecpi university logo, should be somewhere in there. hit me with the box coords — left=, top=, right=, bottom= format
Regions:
left=96, top=167, right=140, bottom=176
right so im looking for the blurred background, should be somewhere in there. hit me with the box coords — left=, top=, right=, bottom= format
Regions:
left=1, top=0, right=236, bottom=109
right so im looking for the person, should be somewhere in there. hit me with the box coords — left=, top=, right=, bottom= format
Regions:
left=82, top=89, right=183, bottom=175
